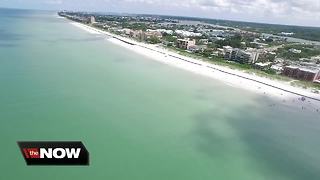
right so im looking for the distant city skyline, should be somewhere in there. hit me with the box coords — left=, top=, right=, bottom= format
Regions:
left=1, top=0, right=320, bottom=27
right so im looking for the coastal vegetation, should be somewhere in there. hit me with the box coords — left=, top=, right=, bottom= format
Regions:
left=168, top=46, right=320, bottom=90
left=146, top=14, right=320, bottom=41
left=200, top=18, right=320, bottom=42
left=58, top=11, right=320, bottom=91
left=276, top=44, right=320, bottom=61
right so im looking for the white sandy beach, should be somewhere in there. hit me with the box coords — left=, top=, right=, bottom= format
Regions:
left=68, top=21, right=320, bottom=111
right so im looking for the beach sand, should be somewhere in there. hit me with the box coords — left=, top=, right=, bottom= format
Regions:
left=68, top=21, right=320, bottom=111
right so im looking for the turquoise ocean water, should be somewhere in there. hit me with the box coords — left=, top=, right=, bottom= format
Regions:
left=0, top=9, right=320, bottom=180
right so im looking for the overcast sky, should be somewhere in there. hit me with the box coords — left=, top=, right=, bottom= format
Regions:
left=1, top=0, right=320, bottom=27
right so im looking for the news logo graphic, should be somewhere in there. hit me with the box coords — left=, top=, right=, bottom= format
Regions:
left=17, top=141, right=89, bottom=166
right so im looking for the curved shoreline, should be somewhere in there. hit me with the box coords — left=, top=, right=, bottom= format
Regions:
left=67, top=20, right=320, bottom=109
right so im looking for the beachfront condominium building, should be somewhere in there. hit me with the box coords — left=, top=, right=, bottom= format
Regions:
left=282, top=66, right=320, bottom=82
left=130, top=30, right=146, bottom=41
left=223, top=46, right=233, bottom=59
left=226, top=48, right=258, bottom=64
left=236, top=50, right=253, bottom=64
left=246, top=48, right=260, bottom=63
left=177, top=38, right=196, bottom=49
left=90, top=16, right=96, bottom=24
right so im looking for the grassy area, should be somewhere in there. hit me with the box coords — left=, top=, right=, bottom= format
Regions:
left=291, top=81, right=320, bottom=91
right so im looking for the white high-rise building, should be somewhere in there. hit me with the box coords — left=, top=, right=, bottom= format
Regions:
left=90, top=16, right=96, bottom=24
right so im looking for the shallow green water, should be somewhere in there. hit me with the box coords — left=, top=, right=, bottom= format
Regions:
left=0, top=9, right=320, bottom=180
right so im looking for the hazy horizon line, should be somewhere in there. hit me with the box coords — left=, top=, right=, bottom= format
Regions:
left=2, top=6, right=320, bottom=29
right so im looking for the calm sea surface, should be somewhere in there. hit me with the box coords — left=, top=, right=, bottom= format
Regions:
left=0, top=9, right=320, bottom=180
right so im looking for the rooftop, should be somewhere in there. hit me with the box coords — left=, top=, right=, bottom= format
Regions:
left=286, top=65, right=320, bottom=73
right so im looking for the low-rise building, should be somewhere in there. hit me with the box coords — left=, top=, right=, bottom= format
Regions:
left=250, top=42, right=268, bottom=49
left=289, top=48, right=302, bottom=54
left=199, top=39, right=209, bottom=45
left=175, top=30, right=202, bottom=37
left=145, top=30, right=162, bottom=38
left=217, top=48, right=225, bottom=57
left=152, top=29, right=173, bottom=35
left=254, top=62, right=272, bottom=70
left=280, top=32, right=294, bottom=36
left=187, top=45, right=207, bottom=52
left=270, top=64, right=283, bottom=74
left=282, top=66, right=320, bottom=82
left=223, top=46, right=233, bottom=59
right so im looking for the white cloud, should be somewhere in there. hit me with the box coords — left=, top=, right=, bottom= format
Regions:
left=113, top=0, right=320, bottom=26
left=1, top=0, right=320, bottom=26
